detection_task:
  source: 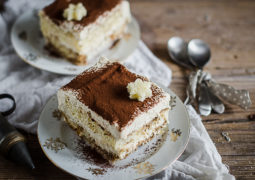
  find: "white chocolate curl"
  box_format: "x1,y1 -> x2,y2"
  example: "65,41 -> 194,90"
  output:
127,78 -> 152,102
63,3 -> 87,21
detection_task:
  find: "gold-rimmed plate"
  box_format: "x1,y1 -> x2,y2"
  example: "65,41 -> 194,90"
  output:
37,87 -> 190,179
11,8 -> 140,75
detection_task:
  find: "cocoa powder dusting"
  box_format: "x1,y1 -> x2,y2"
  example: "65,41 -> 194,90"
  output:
62,62 -> 164,129
43,0 -> 122,27
44,44 -> 62,58
76,139 -> 112,168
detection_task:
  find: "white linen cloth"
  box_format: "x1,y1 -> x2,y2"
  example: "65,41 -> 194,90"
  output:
0,1 -> 234,179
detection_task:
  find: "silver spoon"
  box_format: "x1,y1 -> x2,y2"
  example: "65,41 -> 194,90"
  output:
188,39 -> 211,68
167,37 -> 194,69
198,83 -> 212,116
167,37 -> 211,114
187,39 -> 212,115
167,37 -> 225,115
188,39 -> 224,115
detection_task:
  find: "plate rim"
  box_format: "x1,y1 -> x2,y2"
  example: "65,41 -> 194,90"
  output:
11,10 -> 141,75
37,89 -> 190,179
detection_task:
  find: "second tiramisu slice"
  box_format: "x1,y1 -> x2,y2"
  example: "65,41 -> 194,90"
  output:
39,0 -> 131,65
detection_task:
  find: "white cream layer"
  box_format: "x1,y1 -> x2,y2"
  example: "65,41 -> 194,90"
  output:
58,89 -> 170,139
58,91 -> 169,158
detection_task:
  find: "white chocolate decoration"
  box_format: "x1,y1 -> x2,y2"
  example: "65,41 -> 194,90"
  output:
127,78 -> 152,102
63,3 -> 87,21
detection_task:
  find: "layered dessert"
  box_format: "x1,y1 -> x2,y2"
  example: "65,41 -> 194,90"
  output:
57,57 -> 170,162
39,0 -> 131,65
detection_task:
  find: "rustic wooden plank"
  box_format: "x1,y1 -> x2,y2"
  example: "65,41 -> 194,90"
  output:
208,130 -> 255,143
205,121 -> 255,131
132,0 -> 255,179
132,0 -> 255,81
222,156 -> 255,179
215,142 -> 255,156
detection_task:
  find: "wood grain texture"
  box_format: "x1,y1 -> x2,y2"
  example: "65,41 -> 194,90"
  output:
131,0 -> 255,179
1,0 -> 254,179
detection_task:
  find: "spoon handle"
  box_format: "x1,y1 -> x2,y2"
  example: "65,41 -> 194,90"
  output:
206,85 -> 225,114
198,82 -> 212,116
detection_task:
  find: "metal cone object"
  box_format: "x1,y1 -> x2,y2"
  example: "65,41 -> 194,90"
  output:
0,94 -> 35,169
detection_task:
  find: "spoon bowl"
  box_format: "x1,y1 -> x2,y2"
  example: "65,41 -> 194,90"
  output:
167,37 -> 193,69
188,39 -> 211,69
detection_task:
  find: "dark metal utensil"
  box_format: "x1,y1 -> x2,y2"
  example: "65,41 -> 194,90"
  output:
167,36 -> 194,69
206,85 -> 225,114
198,83 -> 212,116
0,0 -> 7,13
0,94 -> 35,169
187,39 -> 211,69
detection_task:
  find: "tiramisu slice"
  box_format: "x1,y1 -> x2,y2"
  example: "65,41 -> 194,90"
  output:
57,57 -> 170,162
39,0 -> 131,65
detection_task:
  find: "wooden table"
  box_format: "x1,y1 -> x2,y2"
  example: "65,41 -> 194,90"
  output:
1,0 -> 254,179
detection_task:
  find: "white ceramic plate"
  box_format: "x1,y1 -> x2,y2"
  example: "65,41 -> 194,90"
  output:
37,87 -> 190,180
11,10 -> 140,75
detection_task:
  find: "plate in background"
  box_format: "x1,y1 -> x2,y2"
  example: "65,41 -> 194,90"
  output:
11,10 -> 140,75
